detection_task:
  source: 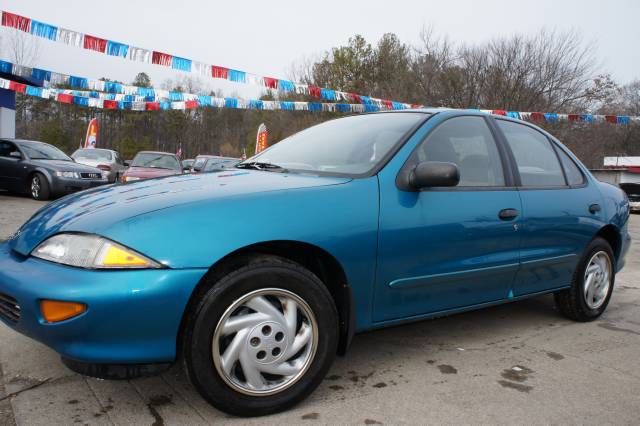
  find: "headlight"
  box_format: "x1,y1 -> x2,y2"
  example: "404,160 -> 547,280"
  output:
32,233 -> 162,269
125,176 -> 141,181
54,171 -> 80,178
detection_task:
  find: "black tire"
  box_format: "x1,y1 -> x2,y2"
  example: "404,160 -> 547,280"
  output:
29,172 -> 51,200
554,237 -> 615,322
182,254 -> 338,417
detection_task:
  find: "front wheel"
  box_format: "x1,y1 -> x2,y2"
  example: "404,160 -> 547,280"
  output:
183,255 -> 338,416
30,173 -> 50,200
554,237 -> 615,321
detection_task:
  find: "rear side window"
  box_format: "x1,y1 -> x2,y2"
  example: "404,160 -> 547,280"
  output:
554,146 -> 585,186
412,116 -> 505,187
497,120 -> 565,187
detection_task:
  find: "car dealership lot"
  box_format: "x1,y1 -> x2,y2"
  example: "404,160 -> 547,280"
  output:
0,190 -> 639,425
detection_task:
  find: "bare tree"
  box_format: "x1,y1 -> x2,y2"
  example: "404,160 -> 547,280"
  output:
3,28 -> 41,67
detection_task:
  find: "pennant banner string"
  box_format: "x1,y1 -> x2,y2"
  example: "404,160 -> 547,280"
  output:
0,10 -> 419,110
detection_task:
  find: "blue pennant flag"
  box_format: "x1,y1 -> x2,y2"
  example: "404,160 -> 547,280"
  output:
321,89 -> 336,101
250,100 -> 264,110
169,92 -> 184,102
581,114 -> 593,122
104,93 -> 116,101
280,101 -> 294,110
228,70 -> 246,83
136,87 -> 154,97
278,80 -> 295,92
360,96 -> 372,105
171,56 -> 192,72
106,41 -> 129,58
30,20 -> 57,40
118,101 -> 132,110
198,95 -> 212,106
123,95 -> 135,102
336,103 -> 351,113
617,116 -> 630,124
104,81 -> 123,93
308,102 -> 322,112
544,113 -> 559,123
391,102 -> 404,110
160,101 -> 171,110
225,98 -> 238,108
0,60 -> 13,74
144,95 -> 155,102
25,86 -> 43,97
69,76 -> 88,89
31,68 -> 51,82
89,91 -> 100,98
506,111 -> 520,119
365,104 -> 379,112
73,96 -> 89,107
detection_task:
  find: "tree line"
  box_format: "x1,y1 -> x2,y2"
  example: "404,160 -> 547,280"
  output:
11,28 -> 640,168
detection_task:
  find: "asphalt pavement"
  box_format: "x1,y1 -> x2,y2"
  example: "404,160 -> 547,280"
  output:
0,190 -> 639,425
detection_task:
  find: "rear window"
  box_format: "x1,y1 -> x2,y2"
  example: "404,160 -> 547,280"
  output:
72,149 -> 113,161
554,146 -> 585,186
497,120 -> 565,187
131,153 -> 180,170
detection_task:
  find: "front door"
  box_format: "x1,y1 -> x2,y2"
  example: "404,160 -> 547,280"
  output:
0,141 -> 27,191
374,115 -> 522,322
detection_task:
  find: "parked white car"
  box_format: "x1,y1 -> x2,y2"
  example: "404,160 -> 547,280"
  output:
71,148 -> 127,183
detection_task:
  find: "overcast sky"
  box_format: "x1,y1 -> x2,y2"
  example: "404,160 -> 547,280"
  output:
1,0 -> 638,99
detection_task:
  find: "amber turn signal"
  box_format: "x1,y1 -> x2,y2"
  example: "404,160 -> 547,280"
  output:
40,300 -> 87,323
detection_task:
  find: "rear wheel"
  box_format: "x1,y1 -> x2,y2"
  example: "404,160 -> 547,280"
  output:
30,173 -> 50,200
554,237 -> 615,321
183,255 -> 338,416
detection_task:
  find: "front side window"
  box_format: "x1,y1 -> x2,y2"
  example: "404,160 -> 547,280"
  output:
0,141 -> 20,158
246,113 -> 427,175
410,116 -> 505,187
131,153 -> 181,170
497,120 -> 565,187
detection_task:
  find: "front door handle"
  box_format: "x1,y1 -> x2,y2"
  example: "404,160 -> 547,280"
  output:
499,208 -> 519,221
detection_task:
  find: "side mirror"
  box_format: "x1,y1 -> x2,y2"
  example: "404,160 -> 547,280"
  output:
123,161 -> 130,167
9,151 -> 22,159
408,161 -> 460,189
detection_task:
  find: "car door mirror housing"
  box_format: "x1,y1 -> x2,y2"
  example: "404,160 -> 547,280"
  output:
408,161 -> 460,189
9,151 -> 22,159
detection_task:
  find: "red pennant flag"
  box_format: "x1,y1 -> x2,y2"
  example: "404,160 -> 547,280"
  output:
530,112 -> 544,121
145,102 -> 160,111
382,99 -> 393,108
263,77 -> 279,89
308,86 -> 321,98
152,51 -> 173,66
103,100 -> 118,109
348,93 -> 361,103
211,65 -> 229,79
8,81 -> 26,93
492,109 -> 507,116
605,115 -> 617,124
568,114 -> 580,121
83,34 -> 107,53
1,11 -> 31,31
57,93 -> 73,104
185,100 -> 198,109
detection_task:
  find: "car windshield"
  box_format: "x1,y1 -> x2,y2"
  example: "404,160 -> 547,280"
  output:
241,113 -> 427,175
204,159 -> 236,172
131,153 -> 180,170
72,149 -> 113,161
20,142 -> 71,161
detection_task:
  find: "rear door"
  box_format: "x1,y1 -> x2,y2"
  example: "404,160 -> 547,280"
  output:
374,114 -> 523,322
494,119 -> 604,295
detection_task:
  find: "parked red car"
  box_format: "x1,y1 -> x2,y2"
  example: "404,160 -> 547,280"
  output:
121,151 -> 183,182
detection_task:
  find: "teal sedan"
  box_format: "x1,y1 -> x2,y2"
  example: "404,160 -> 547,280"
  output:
0,110 -> 631,416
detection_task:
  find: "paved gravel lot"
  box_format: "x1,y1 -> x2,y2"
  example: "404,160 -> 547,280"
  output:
0,190 -> 639,425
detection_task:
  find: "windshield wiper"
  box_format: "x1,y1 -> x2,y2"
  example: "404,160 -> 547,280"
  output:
235,162 -> 288,172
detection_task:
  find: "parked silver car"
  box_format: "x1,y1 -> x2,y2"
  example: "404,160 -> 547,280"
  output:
71,148 -> 127,183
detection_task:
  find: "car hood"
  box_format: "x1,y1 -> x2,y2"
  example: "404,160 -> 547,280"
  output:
74,159 -> 111,168
124,166 -> 180,178
30,159 -> 102,172
9,170 -> 352,255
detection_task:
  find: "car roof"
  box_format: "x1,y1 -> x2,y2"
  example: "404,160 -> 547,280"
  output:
74,148 -> 115,152
2,139 -> 51,145
135,151 -> 177,156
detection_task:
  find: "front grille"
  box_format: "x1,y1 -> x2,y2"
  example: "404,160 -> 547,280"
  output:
80,172 -> 101,179
628,194 -> 640,202
0,292 -> 20,324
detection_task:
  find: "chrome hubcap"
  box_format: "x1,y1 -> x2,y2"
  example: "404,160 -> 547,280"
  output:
212,288 -> 318,396
31,176 -> 40,198
584,251 -> 612,310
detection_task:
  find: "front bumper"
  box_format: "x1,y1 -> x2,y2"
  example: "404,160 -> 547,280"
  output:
50,176 -> 109,196
0,242 -> 207,364
630,201 -> 640,212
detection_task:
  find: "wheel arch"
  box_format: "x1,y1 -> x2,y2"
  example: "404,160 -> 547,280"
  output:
177,240 -> 355,358
595,224 -> 622,261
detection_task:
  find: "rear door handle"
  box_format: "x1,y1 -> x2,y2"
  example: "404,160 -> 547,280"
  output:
499,208 -> 519,220
589,203 -> 601,214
